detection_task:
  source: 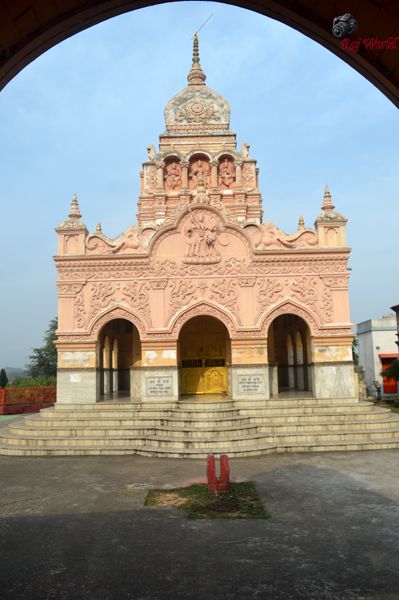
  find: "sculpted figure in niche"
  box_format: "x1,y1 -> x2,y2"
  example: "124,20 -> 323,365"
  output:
164,161 -> 182,191
184,211 -> 223,264
189,158 -> 211,189
218,157 -> 236,189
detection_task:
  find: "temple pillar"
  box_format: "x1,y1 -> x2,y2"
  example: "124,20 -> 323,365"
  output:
56,342 -> 99,403
230,339 -> 269,403
132,340 -> 179,402
311,337 -> 356,398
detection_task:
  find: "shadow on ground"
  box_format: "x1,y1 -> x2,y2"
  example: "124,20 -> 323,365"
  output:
1,453 -> 399,600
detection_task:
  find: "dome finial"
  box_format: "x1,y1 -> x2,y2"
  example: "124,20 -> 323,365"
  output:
69,193 -> 81,219
187,33 -> 206,86
322,185 -> 335,211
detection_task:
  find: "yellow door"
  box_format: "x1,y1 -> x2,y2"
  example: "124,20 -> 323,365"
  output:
180,317 -> 228,395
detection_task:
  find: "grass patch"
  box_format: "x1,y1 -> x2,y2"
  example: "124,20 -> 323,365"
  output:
145,482 -> 270,519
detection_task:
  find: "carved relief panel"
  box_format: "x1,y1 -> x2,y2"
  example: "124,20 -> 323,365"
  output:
189,156 -> 211,189
218,156 -> 236,189
163,159 -> 182,192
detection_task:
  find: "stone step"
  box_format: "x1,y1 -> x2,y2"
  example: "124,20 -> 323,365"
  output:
22,409 -> 390,430
7,423 -> 261,439
23,415 -> 252,428
239,404 -> 375,416
12,415 -> 399,439
0,430 -> 270,449
0,442 -> 278,458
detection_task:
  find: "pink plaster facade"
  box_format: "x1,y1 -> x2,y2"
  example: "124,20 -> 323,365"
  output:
55,36 -> 355,403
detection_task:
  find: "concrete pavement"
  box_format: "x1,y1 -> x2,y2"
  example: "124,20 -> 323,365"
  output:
1,450 -> 399,599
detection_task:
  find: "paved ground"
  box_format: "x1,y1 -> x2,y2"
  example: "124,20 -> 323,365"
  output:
1,450 -> 399,600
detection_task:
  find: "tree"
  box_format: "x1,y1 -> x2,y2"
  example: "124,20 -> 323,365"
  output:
0,368 -> 8,388
381,360 -> 399,382
352,336 -> 359,366
26,318 -> 58,378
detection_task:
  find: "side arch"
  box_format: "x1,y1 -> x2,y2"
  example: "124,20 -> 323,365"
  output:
88,306 -> 146,340
260,301 -> 320,337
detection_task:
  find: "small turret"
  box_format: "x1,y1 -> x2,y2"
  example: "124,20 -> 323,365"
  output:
56,193 -> 88,256
315,186 -> 348,247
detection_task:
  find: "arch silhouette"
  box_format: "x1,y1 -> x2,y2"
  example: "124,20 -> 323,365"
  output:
88,306 -> 146,340
1,2 -> 398,107
170,301 -> 237,338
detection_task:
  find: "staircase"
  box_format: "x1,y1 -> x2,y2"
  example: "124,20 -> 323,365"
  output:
1,397 -> 399,458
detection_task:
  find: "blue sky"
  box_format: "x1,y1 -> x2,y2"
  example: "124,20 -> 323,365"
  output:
0,1 -> 398,368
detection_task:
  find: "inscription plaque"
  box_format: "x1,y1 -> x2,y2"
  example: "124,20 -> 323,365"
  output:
323,366 -> 337,374
238,374 -> 264,394
146,376 -> 173,396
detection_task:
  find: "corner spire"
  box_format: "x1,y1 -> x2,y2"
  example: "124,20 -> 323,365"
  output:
69,193 -> 81,219
322,185 -> 335,211
187,33 -> 206,86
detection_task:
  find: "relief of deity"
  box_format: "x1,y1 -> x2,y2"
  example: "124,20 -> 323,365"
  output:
218,157 -> 236,189
164,161 -> 182,191
183,210 -> 228,264
189,158 -> 211,189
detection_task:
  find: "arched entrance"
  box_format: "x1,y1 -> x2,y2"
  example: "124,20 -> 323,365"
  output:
178,316 -> 231,395
268,314 -> 312,395
98,318 -> 141,398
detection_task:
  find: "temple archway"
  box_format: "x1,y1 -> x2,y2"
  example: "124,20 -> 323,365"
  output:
98,318 -> 141,398
178,316 -> 231,396
267,314 -> 311,396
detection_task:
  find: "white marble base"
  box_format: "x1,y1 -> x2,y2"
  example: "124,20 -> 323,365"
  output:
131,367 -> 179,402
312,363 -> 356,398
231,365 -> 270,400
56,369 -> 98,404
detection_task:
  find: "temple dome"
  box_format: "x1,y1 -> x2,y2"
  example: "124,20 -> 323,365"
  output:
164,34 -> 231,133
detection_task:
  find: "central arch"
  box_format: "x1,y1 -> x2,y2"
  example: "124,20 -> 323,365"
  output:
267,313 -> 312,396
178,315 -> 231,396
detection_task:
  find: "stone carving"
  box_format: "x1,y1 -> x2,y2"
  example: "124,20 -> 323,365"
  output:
261,302 -> 320,337
73,291 -> 86,329
241,163 -> 255,189
176,100 -> 219,124
87,281 -> 151,324
150,279 -> 168,290
183,210 -> 228,264
321,286 -> 334,323
145,165 -> 158,189
189,158 -> 211,189
291,277 -> 318,307
240,143 -> 250,158
168,280 -> 197,317
170,303 -> 237,338
111,228 -> 142,254
164,161 -> 182,191
250,222 -> 319,250
256,278 -> 285,310
121,282 -> 151,323
209,278 -> 239,311
89,307 -> 146,339
218,158 -> 236,188
147,145 -> 156,161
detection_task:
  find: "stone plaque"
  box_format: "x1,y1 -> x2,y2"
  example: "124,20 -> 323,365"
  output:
146,376 -> 173,396
323,366 -> 337,374
238,374 -> 264,394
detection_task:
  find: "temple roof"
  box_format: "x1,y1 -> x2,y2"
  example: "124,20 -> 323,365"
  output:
164,34 -> 231,134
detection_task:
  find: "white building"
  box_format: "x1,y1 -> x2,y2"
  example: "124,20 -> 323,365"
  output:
357,314 -> 399,395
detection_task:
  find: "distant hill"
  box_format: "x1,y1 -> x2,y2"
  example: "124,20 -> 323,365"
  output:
2,367 -> 26,381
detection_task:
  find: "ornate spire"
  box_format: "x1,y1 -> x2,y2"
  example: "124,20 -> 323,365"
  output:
322,185 -> 335,211
187,33 -> 206,86
298,216 -> 305,230
69,193 -> 81,219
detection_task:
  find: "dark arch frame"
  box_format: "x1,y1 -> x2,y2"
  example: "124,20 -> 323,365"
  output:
1,1 -> 398,107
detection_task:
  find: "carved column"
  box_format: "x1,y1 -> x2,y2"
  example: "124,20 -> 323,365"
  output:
235,162 -> 242,186
181,162 -> 189,188
238,277 -> 256,326
211,162 -> 218,187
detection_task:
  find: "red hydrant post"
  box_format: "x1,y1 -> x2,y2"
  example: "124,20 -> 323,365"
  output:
207,454 -> 230,493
